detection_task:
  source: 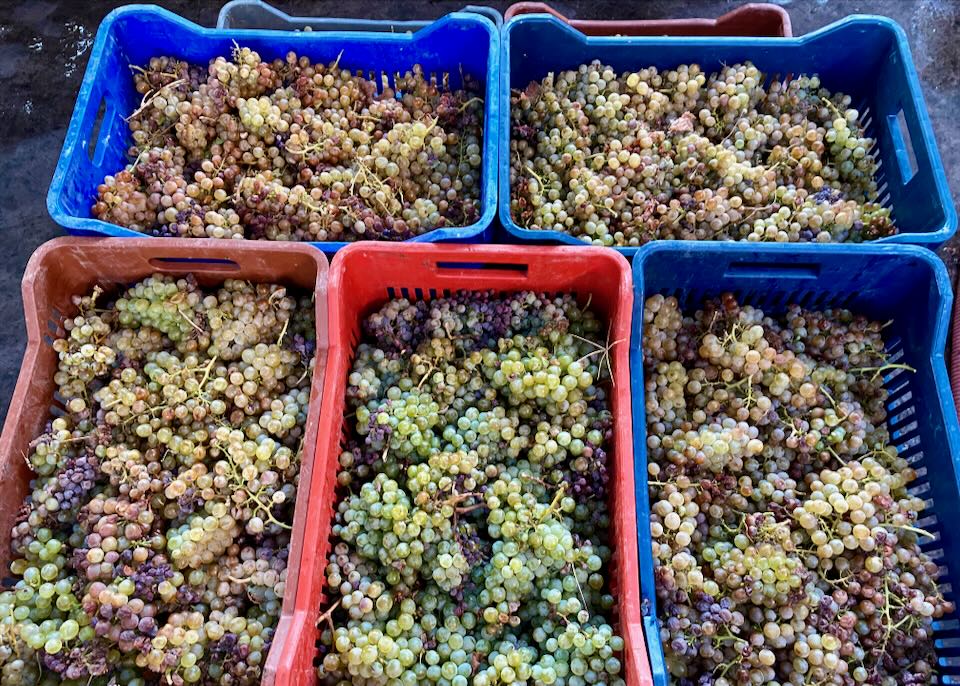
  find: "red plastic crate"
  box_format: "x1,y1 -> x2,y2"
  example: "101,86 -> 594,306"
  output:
272,243 -> 650,686
0,238 -> 329,686
504,2 -> 792,37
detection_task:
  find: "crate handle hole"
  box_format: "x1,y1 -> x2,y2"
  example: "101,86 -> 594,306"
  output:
88,98 -> 107,163
436,261 -> 529,275
725,262 -> 820,279
888,109 -> 919,184
148,257 -> 241,272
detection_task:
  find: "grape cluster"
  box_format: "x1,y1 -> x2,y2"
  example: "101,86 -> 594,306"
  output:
93,47 -> 484,242
642,293 -> 952,685
319,291 -> 626,685
0,275 -> 317,685
511,62 -> 895,245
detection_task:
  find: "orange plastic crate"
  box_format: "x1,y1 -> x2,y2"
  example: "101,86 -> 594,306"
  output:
272,243 -> 650,685
0,237 -> 329,686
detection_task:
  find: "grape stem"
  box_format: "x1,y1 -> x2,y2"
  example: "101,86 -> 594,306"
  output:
777,408 -> 805,442
571,331 -> 623,387
817,569 -> 853,589
712,631 -> 747,681
724,375 -> 757,409
218,441 -> 293,531
873,576 -> 905,668
824,445 -> 848,466
457,97 -> 483,114
196,354 -> 219,395
416,362 -> 437,390
129,64 -> 179,80
29,434 -> 88,448
0,624 -> 22,657
538,482 -> 568,523
443,492 -> 483,507
884,523 -> 936,540
820,95 -> 845,121
78,285 -> 104,316
249,487 -> 292,531
177,306 -> 205,335
296,363 -> 312,386
296,189 -> 325,215
571,563 -> 591,619
520,472 -> 555,489
124,78 -> 186,122
317,599 -> 342,633
446,490 -> 488,515
848,362 -> 915,383
713,629 -> 747,646
648,479 -> 704,491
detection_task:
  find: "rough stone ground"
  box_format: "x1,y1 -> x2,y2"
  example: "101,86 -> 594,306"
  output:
0,0 -> 957,422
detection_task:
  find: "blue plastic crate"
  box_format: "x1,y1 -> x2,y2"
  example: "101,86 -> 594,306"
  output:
499,15 -> 957,255
216,0 -> 502,31
629,242 -> 960,685
46,4 -> 499,256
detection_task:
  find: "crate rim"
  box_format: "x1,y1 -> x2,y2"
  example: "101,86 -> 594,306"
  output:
627,240 -> 960,685
497,13 -> 958,253
503,12 -> 902,44
216,0 -> 503,31
331,236 -> 634,265
502,1 -> 792,35
46,3 -> 500,255
632,239 -> 953,319
20,231 -> 326,275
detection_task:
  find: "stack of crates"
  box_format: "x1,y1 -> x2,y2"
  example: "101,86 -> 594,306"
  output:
0,2 -> 955,685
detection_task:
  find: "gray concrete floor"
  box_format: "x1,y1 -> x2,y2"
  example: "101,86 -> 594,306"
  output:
0,0 -> 957,423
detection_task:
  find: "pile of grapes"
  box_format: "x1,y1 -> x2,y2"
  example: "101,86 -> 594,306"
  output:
510,61 -> 895,246
641,293 -> 952,685
318,291 -> 626,685
94,47 -> 484,241
0,275 -> 317,685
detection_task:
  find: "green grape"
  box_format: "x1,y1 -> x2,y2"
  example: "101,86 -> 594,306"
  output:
511,62 -> 892,245
320,291 -> 625,685
95,53 -> 483,242
2,274 -> 316,685
644,292 -> 952,684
